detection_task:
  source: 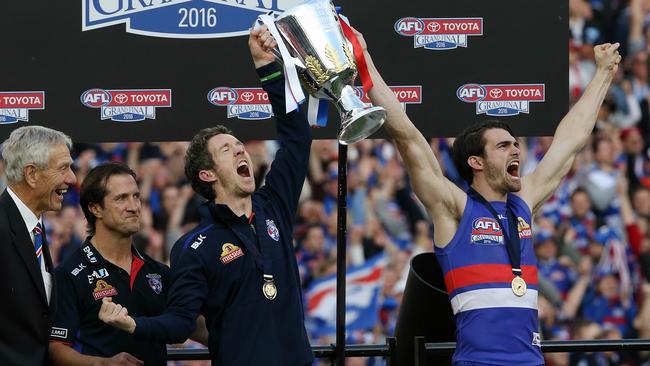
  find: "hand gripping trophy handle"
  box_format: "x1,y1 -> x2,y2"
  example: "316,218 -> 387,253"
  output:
256,0 -> 386,144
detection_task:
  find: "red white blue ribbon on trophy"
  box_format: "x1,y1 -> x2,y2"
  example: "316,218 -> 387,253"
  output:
338,13 -> 374,94
308,97 -> 329,128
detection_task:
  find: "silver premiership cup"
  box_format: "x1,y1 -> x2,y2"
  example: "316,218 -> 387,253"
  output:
273,0 -> 386,144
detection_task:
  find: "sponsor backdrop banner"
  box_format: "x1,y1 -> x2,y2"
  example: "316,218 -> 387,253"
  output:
0,0 -> 566,142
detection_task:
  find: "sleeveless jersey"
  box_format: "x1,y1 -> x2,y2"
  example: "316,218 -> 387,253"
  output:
435,194 -> 544,365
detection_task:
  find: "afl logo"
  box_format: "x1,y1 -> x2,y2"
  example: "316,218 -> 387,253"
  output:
472,217 -> 501,234
456,84 -> 486,102
81,89 -> 112,108
394,17 -> 424,36
208,87 -> 238,106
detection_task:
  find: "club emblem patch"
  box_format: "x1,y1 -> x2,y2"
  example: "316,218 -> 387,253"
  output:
266,219 -> 280,242
220,243 -> 244,264
146,273 -> 163,294
92,280 -> 118,300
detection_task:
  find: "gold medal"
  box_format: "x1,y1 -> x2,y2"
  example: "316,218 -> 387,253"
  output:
511,276 -> 527,297
263,280 -> 277,300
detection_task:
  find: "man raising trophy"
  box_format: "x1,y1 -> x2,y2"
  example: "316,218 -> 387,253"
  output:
99,1 -> 387,364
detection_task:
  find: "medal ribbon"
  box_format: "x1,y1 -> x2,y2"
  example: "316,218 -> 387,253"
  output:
246,212 -> 275,286
247,212 -> 276,299
468,188 -> 522,277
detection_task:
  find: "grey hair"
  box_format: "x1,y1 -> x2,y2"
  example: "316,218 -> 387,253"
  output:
2,126 -> 72,185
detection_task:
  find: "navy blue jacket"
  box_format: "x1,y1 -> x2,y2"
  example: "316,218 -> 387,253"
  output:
51,241 -> 169,365
133,63 -> 313,366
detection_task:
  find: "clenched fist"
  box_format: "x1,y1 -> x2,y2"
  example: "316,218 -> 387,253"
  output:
594,42 -> 622,74
249,24 -> 278,68
98,297 -> 136,334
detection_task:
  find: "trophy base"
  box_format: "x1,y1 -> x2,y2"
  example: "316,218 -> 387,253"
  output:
338,106 -> 386,145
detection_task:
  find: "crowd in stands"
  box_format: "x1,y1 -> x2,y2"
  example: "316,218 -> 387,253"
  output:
9,0 -> 650,364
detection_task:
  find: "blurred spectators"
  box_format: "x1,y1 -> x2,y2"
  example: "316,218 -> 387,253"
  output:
12,5 -> 650,364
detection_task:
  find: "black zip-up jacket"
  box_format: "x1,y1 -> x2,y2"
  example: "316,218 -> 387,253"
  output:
133,62 -> 313,366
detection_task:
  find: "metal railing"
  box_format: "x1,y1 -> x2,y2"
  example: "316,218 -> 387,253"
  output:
165,338 -> 396,361
166,338 -> 650,363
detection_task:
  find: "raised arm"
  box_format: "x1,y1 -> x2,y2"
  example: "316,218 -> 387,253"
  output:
251,26 -> 312,219
520,43 -> 621,211
356,29 -> 466,246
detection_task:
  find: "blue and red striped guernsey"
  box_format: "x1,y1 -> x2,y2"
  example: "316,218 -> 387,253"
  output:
435,193 -> 544,365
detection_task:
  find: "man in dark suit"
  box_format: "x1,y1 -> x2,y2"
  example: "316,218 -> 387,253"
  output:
0,125 -> 76,365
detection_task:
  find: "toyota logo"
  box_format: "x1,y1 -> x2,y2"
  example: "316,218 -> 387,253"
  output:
114,93 -> 128,104
241,92 -> 254,102
489,89 -> 503,99
428,22 -> 441,32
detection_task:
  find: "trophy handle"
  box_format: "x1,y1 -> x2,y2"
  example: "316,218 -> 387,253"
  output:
253,19 -> 305,70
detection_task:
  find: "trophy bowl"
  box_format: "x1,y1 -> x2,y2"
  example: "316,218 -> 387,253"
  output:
273,0 -> 386,144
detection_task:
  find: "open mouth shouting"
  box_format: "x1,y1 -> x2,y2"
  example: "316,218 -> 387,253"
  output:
507,160 -> 520,180
237,160 -> 252,179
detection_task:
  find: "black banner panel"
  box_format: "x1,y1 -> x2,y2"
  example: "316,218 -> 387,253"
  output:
0,0 -> 567,142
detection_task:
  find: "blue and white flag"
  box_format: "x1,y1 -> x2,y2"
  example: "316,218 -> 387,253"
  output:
305,253 -> 386,337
